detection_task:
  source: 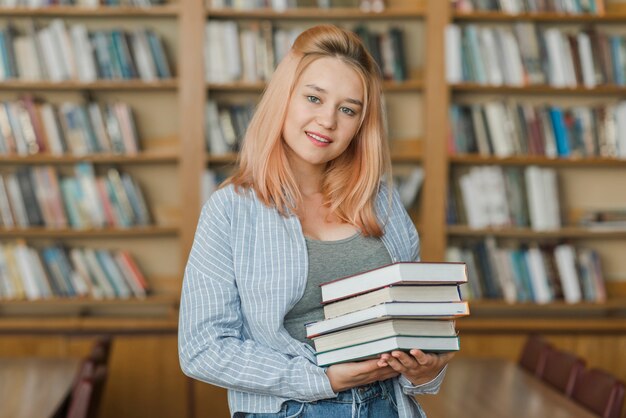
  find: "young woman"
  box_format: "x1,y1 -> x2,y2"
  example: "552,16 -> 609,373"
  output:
179,24 -> 453,418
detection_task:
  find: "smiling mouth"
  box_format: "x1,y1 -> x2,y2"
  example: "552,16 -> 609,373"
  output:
306,132 -> 332,144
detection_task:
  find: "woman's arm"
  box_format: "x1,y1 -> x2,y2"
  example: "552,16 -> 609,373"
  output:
178,190 -> 335,402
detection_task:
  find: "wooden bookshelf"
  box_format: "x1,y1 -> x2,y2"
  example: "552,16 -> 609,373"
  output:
0,226 -> 179,238
207,79 -> 423,92
451,83 -> 626,95
0,80 -> 179,91
0,152 -> 179,165
447,225 -> 626,239
449,155 -> 626,167
2,1 -> 626,417
207,7 -> 425,19
0,4 -> 180,17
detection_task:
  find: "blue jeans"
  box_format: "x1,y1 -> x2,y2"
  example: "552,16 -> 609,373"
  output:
245,379 -> 399,418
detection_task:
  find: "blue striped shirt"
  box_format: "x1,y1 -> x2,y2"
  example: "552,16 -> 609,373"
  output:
178,183 -> 445,417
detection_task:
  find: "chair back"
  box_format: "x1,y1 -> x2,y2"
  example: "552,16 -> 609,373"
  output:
541,348 -> 585,396
66,364 -> 108,418
518,334 -> 551,377
572,368 -> 626,418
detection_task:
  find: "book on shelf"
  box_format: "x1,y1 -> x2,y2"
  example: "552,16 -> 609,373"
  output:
315,335 -> 460,367
305,301 -> 469,338
453,0 -> 606,14
449,100 -> 626,159
447,240 -> 607,303
445,22 -> 625,88
0,240 -> 150,301
0,20 -> 172,82
323,284 -> 462,319
319,261 -> 468,304
311,318 -> 457,353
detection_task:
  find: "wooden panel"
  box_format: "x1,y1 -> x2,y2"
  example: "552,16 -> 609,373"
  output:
194,382 -> 230,418
0,334 -> 189,418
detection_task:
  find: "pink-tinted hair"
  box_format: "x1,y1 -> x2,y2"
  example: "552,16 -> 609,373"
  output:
226,24 -> 391,236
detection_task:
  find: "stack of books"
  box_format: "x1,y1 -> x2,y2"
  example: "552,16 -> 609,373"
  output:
305,262 -> 470,367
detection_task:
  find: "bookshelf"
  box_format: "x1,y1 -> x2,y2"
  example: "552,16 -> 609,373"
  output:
1,1 -> 626,417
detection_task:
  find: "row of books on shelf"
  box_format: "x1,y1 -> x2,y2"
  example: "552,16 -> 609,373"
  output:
447,238 -> 606,304
205,21 -> 407,83
0,0 -> 164,6
0,20 -> 172,82
205,99 -> 252,155
453,0 -> 607,14
0,240 -> 149,301
0,163 -> 151,229
209,0 -> 384,12
449,100 -> 626,159
448,165 -> 561,230
446,23 -> 626,88
304,261 -> 469,366
0,97 -> 141,156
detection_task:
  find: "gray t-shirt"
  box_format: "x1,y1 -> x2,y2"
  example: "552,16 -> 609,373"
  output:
283,232 -> 392,346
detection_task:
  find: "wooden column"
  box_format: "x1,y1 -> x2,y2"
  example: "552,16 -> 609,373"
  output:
179,0 -> 207,270
421,0 -> 450,261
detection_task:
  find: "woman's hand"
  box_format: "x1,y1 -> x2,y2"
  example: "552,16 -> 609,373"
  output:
377,350 -> 454,386
325,359 -> 399,392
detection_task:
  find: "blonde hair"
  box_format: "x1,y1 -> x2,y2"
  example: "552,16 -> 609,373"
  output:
226,24 -> 391,236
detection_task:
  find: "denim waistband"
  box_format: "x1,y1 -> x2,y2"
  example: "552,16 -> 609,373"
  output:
331,379 -> 395,404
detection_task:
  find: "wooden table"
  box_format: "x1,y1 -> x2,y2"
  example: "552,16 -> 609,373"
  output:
417,358 -> 596,418
0,357 -> 81,418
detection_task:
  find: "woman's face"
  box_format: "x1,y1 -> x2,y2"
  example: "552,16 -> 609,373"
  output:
282,57 -> 364,174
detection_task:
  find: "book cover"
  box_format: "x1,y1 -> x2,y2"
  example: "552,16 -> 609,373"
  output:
306,301 -> 469,338
315,335 -> 460,367
320,261 -> 467,304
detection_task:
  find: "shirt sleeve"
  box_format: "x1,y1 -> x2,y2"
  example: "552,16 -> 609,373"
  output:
399,365 -> 448,395
178,190 -> 336,402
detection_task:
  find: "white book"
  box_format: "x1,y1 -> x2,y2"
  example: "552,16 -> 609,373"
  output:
315,335 -> 460,367
320,261 -> 468,303
71,24 -> 97,82
445,24 -> 462,83
222,21 -> 242,82
615,101 -> 626,158
69,248 -> 103,299
0,176 -> 15,228
502,28 -> 525,86
239,29 -> 258,83
484,102 -> 514,157
132,30 -> 158,82
544,29 -> 568,88
554,244 -> 582,304
459,170 -> 489,229
323,284 -> 461,319
525,166 -> 553,231
48,20 -> 75,80
479,27 -> 503,86
312,319 -> 457,353
14,35 -> 41,81
40,103 -> 65,155
83,248 -> 116,299
306,301 -> 469,338
577,32 -> 596,88
5,174 -> 29,228
525,246 -> 552,304
481,166 -> 511,227
541,168 -> 561,229
14,242 -> 41,300
205,100 -> 228,155
37,27 -> 65,82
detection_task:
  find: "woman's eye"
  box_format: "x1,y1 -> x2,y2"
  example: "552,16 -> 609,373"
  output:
307,96 -> 321,104
340,107 -> 356,116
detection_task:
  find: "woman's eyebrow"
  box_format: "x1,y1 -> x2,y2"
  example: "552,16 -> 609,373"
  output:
304,84 -> 363,107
